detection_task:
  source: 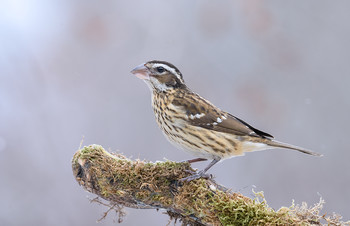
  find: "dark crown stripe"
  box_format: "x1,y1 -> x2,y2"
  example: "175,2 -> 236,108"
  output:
149,60 -> 183,79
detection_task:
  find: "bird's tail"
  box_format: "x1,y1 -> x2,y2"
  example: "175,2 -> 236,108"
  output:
265,139 -> 323,157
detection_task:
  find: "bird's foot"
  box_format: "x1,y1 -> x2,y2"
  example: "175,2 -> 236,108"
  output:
183,169 -> 196,174
180,170 -> 211,182
179,158 -> 207,164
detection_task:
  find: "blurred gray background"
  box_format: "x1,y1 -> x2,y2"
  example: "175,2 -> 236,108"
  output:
1,0 -> 349,225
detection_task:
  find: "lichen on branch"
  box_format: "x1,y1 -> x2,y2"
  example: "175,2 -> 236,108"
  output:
72,144 -> 346,225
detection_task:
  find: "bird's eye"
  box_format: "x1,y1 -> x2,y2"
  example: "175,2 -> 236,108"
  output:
156,66 -> 165,73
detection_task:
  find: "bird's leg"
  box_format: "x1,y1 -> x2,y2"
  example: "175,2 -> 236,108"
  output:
180,158 -> 207,164
181,158 -> 207,174
180,159 -> 220,182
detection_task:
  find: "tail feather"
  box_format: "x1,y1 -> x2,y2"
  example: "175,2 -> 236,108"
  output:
265,140 -> 323,157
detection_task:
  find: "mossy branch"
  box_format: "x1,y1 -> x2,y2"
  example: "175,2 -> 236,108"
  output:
72,145 -> 346,225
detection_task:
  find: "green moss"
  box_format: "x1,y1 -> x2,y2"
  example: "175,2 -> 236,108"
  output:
173,179 -> 300,225
135,191 -> 151,200
73,145 -> 332,225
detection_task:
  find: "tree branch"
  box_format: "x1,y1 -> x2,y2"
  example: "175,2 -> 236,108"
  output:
72,144 -> 346,225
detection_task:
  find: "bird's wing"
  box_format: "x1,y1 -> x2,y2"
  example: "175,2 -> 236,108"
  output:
171,92 -> 273,139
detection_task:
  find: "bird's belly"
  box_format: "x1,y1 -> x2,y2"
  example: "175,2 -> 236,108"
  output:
156,116 -> 243,159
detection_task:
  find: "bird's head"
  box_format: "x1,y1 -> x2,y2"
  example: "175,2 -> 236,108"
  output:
131,60 -> 186,92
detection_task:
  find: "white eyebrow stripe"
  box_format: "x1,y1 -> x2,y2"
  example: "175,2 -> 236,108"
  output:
152,63 -> 182,81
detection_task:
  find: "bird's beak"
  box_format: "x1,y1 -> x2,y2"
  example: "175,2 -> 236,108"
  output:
131,63 -> 150,80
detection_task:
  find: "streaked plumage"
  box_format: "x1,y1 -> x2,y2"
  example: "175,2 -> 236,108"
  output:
131,60 -> 321,181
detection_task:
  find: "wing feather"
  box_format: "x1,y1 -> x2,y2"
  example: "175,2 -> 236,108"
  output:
171,92 -> 273,139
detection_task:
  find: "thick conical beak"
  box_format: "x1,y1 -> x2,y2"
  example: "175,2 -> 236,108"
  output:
131,63 -> 150,80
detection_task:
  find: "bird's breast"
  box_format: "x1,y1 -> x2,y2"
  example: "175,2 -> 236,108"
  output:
150,92 -> 268,160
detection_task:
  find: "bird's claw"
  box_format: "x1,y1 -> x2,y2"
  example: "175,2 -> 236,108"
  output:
184,169 -> 196,174
179,170 -> 212,182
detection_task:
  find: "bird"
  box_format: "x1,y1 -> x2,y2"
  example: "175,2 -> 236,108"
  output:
131,60 -> 322,181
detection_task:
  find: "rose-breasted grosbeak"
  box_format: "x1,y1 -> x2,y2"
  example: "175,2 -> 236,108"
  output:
131,60 -> 321,181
